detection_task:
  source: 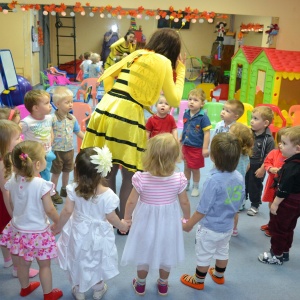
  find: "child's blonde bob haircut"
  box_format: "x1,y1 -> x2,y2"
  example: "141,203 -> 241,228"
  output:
52,86 -> 73,106
142,133 -> 180,176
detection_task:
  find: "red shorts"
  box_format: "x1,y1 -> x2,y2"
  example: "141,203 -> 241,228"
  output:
182,145 -> 205,169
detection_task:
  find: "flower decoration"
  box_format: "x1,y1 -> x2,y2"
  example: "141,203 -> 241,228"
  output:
90,146 -> 113,178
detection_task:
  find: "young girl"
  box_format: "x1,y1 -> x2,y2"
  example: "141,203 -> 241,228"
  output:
51,147 -> 129,300
121,133 -> 191,296
0,107 -> 21,125
260,127 -> 287,237
0,140 -> 62,300
229,123 -> 254,236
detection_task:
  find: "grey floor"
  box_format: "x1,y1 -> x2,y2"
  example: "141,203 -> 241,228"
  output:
1,95 -> 300,299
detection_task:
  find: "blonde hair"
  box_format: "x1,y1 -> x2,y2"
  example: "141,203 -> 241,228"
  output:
52,86 -> 73,105
0,107 -> 20,122
276,127 -> 289,144
188,88 -> 206,102
4,140 -> 45,181
155,95 -> 169,106
90,53 -> 100,64
142,133 -> 180,176
281,126 -> 300,146
226,99 -> 245,118
210,133 -> 241,172
0,120 -> 21,159
24,90 -> 50,113
230,123 -> 254,156
252,106 -> 274,125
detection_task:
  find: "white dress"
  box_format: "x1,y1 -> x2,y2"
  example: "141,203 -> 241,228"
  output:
121,172 -> 187,270
57,183 -> 119,293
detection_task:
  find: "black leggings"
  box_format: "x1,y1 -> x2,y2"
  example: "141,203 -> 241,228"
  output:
106,164 -> 134,219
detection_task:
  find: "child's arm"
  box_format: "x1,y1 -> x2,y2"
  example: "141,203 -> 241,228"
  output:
264,151 -> 280,174
0,163 -> 13,217
183,211 -> 205,232
178,190 -> 190,220
51,128 -> 54,144
202,129 -> 210,158
42,191 -> 60,224
146,131 -> 151,139
255,163 -> 266,178
51,196 -> 75,234
172,128 -> 178,140
124,187 -> 139,223
106,211 -> 129,233
270,196 -> 284,215
75,131 -> 85,139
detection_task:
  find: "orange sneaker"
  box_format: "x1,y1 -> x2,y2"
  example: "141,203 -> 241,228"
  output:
180,274 -> 204,290
264,230 -> 271,237
208,268 -> 225,284
260,224 -> 269,231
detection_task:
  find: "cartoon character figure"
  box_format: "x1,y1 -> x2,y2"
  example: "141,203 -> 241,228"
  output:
265,24 -> 280,45
215,22 -> 227,42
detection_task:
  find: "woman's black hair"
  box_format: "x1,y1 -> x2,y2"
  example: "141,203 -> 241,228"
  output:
145,28 -> 181,69
124,30 -> 135,41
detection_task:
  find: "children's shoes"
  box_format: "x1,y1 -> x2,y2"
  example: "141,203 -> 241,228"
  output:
44,288 -> 63,300
132,278 -> 146,296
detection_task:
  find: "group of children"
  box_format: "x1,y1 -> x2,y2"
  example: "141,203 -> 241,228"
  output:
77,51 -> 104,81
0,85 -> 300,299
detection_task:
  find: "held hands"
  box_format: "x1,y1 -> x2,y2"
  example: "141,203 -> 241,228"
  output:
255,167 -> 265,178
50,223 -> 61,236
118,219 -> 131,234
269,167 -> 280,174
182,218 -> 193,232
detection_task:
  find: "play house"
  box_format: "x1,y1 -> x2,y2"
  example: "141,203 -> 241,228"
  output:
229,46 -> 300,111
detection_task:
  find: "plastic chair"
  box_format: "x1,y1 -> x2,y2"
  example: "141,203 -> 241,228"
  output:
256,104 -> 286,138
40,72 -> 50,90
72,102 -> 92,152
15,104 -> 30,120
210,84 -> 229,102
203,102 -> 224,129
196,83 -> 215,101
182,82 -> 196,100
237,103 -> 253,127
76,78 -> 99,107
289,105 -> 300,126
170,100 -> 189,129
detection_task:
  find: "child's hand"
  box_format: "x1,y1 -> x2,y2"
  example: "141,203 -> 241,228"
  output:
182,222 -> 192,232
255,167 -> 265,178
50,224 -> 60,235
269,167 -> 280,174
119,219 -> 130,234
270,202 -> 279,215
202,148 -> 209,158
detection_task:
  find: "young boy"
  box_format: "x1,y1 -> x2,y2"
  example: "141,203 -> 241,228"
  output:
51,87 -> 84,204
80,51 -> 92,79
180,133 -> 244,290
246,106 -> 275,216
214,99 -> 245,135
145,95 -> 177,140
88,53 -> 103,78
258,126 -> 300,265
21,90 -> 55,181
180,89 -> 211,197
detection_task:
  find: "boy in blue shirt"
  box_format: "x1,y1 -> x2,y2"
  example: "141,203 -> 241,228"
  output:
180,89 -> 211,197
180,133 -> 244,290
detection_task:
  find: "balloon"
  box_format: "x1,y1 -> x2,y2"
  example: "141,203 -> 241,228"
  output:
0,75 -> 32,107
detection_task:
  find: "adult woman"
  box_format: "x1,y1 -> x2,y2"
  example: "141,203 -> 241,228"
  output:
81,28 -> 185,222
104,30 -> 136,69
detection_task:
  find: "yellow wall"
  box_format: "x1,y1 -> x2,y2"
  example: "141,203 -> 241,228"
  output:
0,0 -> 299,86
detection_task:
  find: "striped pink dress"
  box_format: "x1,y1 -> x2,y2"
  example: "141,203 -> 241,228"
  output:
121,171 -> 187,270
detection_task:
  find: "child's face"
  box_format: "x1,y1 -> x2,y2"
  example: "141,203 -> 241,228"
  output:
156,97 -> 170,117
56,97 -> 73,114
34,96 -> 52,117
279,135 -> 300,158
250,111 -> 269,134
35,150 -> 47,173
9,131 -> 22,152
220,104 -> 238,125
188,94 -> 204,114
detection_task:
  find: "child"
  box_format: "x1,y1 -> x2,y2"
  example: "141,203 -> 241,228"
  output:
88,53 -> 103,78
246,106 -> 275,216
20,90 -> 56,181
50,87 -> 84,205
0,107 -> 21,125
121,133 -> 190,296
80,51 -> 92,80
181,88 -> 211,197
145,95 -> 177,139
51,147 -> 129,300
0,140 -> 62,299
229,123 -> 254,236
180,133 -> 244,290
214,99 -> 244,135
0,120 -> 39,277
258,126 -> 300,265
260,127 -> 287,237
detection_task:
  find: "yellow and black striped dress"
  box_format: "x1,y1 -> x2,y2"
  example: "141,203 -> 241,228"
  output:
81,50 -> 185,172
104,37 -> 136,70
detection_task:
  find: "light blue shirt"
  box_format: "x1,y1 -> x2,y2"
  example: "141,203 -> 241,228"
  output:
197,168 -> 244,233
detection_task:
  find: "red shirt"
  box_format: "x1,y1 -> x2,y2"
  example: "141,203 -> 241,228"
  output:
145,114 -> 177,138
